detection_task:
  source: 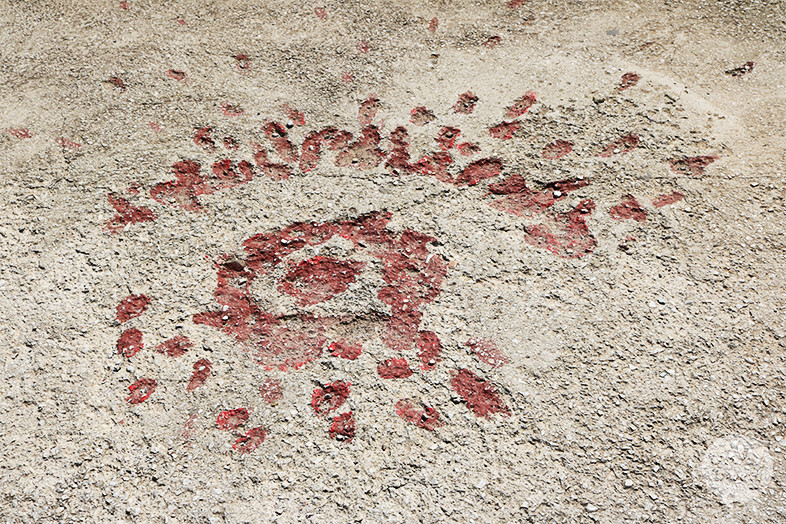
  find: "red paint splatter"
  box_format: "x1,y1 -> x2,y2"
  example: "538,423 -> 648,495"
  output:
154,336 -> 193,357
278,256 -> 366,306
358,96 -> 381,125
598,133 -> 639,157
233,427 -> 267,453
176,18 -> 186,25
127,181 -> 140,194
428,17 -> 438,32
454,92 -> 479,114
223,136 -> 238,150
378,358 -> 413,379
148,122 -> 161,132
410,106 -> 435,126
618,72 -> 640,91
489,121 -> 521,140
119,1 -> 128,10
670,155 -> 717,177
542,140 -> 573,160
187,358 -> 212,392
55,137 -> 81,149
342,71 -> 354,83
436,126 -> 460,150
221,104 -> 244,117
259,377 -> 283,404
315,7 -> 327,20
466,338 -> 508,367
416,331 -> 442,370
193,127 -> 215,151
329,412 -> 356,443
105,193 -> 156,233
395,399 -> 444,430
7,128 -> 32,139
234,54 -> 251,71
150,158 -> 254,212
653,191 -> 684,208
457,142 -> 480,156
117,328 -> 144,358
329,339 -> 363,360
216,408 -> 249,430
725,61 -> 754,76
116,294 -> 151,323
610,195 -> 647,222
166,69 -> 187,82
263,120 -> 299,163
506,92 -> 536,118
483,36 -> 501,48
127,378 -> 157,404
312,381 -> 351,415
450,369 -> 510,417
357,41 -> 370,53
283,104 -> 305,126
454,158 -> 503,186
524,199 -> 597,258
108,76 -> 126,92
487,174 -> 589,216
506,0 -> 527,7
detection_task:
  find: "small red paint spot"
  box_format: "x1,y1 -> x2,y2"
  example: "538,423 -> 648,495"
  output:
148,122 -> 161,132
176,18 -> 186,25
524,199 -> 597,258
278,256 -> 366,306
598,133 -> 639,157
342,71 -> 354,83
357,41 -> 370,53
216,408 -> 249,430
108,76 -> 126,92
618,72 -> 640,91
506,0 -> 527,7
223,136 -> 238,150
670,155 -> 717,177
506,92 -> 536,118
416,331 -> 442,370
378,357 -> 413,379
105,193 -> 156,233
457,142 -> 480,156
428,17 -> 438,32
187,358 -> 212,392
454,92 -> 479,114
466,338 -> 508,367
489,121 -> 521,140
116,294 -> 151,323
282,104 -> 305,126
436,126 -> 460,150
154,336 -> 193,357
653,191 -> 684,208
166,69 -> 187,82
410,106 -> 435,126
329,412 -> 356,443
7,128 -> 32,139
329,339 -> 363,360
358,96 -> 381,125
117,328 -> 144,358
234,54 -> 251,71
221,104 -> 244,117
259,377 -> 283,404
610,195 -> 647,222
542,140 -> 573,160
127,378 -> 156,404
395,399 -> 444,430
483,36 -> 502,48
233,427 -> 267,453
455,158 -> 503,186
312,381 -> 351,415
451,369 -> 510,417
119,1 -> 129,10
55,137 -> 81,149
315,7 -> 327,20
725,61 -> 754,76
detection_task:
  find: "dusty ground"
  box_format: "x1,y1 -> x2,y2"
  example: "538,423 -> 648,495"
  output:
1,0 -> 786,522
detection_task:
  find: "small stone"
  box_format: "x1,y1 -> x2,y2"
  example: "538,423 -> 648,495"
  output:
586,504 -> 599,512
624,479 -> 633,488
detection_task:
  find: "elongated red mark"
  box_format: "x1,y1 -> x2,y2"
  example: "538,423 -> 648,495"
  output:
488,174 -> 589,216
221,104 -> 244,117
187,358 -> 212,392
653,191 -> 684,208
55,137 -> 81,149
315,7 -> 327,20
127,378 -> 156,404
378,358 -> 413,378
410,106 -> 435,126
489,121 -> 521,140
105,194 -> 156,233
150,159 -> 254,212
7,128 -> 32,139
428,17 -> 438,32
395,399 -> 444,430
725,61 -> 754,76
618,72 -> 640,91
466,338 -> 508,367
542,140 -> 573,159
483,36 -> 501,48
598,133 -> 639,157
451,369 -> 510,417
116,294 -> 151,323
117,328 -> 143,358
416,331 -> 442,370
457,142 -> 480,156
154,336 -> 192,357
506,92 -> 536,118
216,408 -> 249,430
329,412 -> 356,443
108,76 -> 126,92
670,155 -> 717,177
166,69 -> 187,82
329,339 -> 363,360
609,195 -> 647,222
233,427 -> 266,453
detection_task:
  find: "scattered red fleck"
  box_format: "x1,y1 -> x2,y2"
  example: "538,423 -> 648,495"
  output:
259,377 -> 283,404
488,174 -> 589,216
223,136 -> 238,150
610,195 -> 647,222
127,378 -> 157,404
312,381 -> 351,415
454,92 -> 479,114
108,76 -> 126,92
416,331 -> 442,370
216,408 -> 249,430
7,128 -> 32,139
342,71 -> 354,83
127,181 -> 140,194
466,338 -> 508,367
233,427 -> 267,453
357,41 -> 370,53
116,294 -> 151,323
378,357 -> 414,379
193,127 -> 215,151
653,191 -> 685,208
283,104 -> 305,126
435,126 -> 461,150
329,339 -> 363,360
55,137 -> 81,149
221,104 -> 244,117
150,158 -> 254,212
618,72 -> 640,91
180,413 -> 198,441
117,328 -> 144,358
428,17 -> 438,32
105,193 -> 156,233
506,0 -> 527,7
450,369 -> 510,417
725,61 -> 754,76
166,69 -> 187,82
489,121 -> 521,140
483,36 -> 502,48
119,1 -> 129,10
187,358 -> 212,392
542,140 -> 573,160
457,142 -> 480,156
358,96 -> 381,125
395,399 -> 444,430
148,122 -> 161,132
506,92 -> 537,118
234,54 -> 251,71
278,256 -> 366,306
410,106 -> 435,126
598,133 -> 639,157
454,158 -> 503,186
669,155 -> 717,177
154,336 -> 193,357
315,7 -> 327,20
524,199 -> 597,258
329,412 -> 356,443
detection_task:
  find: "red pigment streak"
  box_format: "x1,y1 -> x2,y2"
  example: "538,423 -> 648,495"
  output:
453,158 -> 502,186
119,1 -> 128,10
357,41 -> 370,53
506,92 -> 537,118
542,140 -> 573,159
117,328 -> 143,358
223,136 -> 238,150
116,293 -> 150,323
428,17 -> 438,32
454,92 -> 479,114
283,104 -> 305,126
176,18 -> 186,25
488,174 -> 589,216
329,412 -> 356,443
725,61 -> 754,76
435,126 -> 461,150
466,338 -> 508,367
670,155 -> 717,177
618,72 -> 640,91
598,133 -> 639,157
234,54 -> 251,71
457,142 -> 480,156
148,122 -> 161,132
378,358 -> 413,379
610,195 -> 647,222
193,127 -> 215,151
221,104 -> 244,117
233,427 -> 266,453
395,399 -> 444,431
127,378 -> 156,404
278,256 -> 366,306
525,199 -> 597,258
315,7 -> 327,20
166,69 -> 187,82
450,369 -> 510,417
358,96 -> 381,125
342,71 -> 354,83
506,0 -> 527,7
108,76 -> 126,92
150,158 -> 254,212
417,331 -> 442,370
7,128 -> 32,139
259,377 -> 283,404
483,36 -> 501,48
329,339 -> 363,360
216,408 -> 249,430
154,336 -> 193,357
55,137 -> 81,149
410,106 -> 435,126
312,381 -> 351,415
187,358 -> 212,392
653,191 -> 685,208
489,121 -> 521,140
105,193 -> 156,233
